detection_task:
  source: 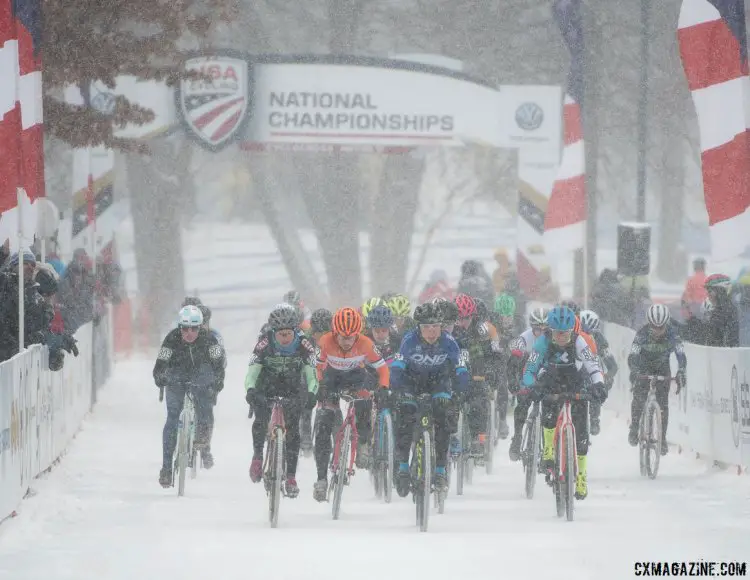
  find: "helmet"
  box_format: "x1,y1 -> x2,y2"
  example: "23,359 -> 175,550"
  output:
454,293 -> 476,318
413,302 -> 443,325
361,297 -> 384,318
178,305 -> 203,328
579,310 -> 600,333
283,290 -> 303,308
705,274 -> 732,292
474,297 -> 490,321
441,301 -> 459,324
528,307 -> 549,327
198,304 -> 212,325
332,307 -> 363,337
701,298 -> 714,317
494,293 -> 516,317
560,300 -> 580,316
430,296 -> 448,307
548,305 -> 576,331
387,294 -> 411,317
366,305 -> 394,329
646,303 -> 670,327
310,308 -> 333,334
181,296 -> 202,307
268,303 -> 299,330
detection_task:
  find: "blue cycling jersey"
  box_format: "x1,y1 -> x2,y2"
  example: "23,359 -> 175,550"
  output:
390,329 -> 469,391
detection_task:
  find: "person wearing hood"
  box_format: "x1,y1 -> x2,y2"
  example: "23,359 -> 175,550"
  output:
457,259 -> 494,307
591,269 -> 630,326
418,269 -> 455,304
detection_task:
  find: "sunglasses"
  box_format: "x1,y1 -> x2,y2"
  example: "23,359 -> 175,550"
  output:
180,326 -> 200,333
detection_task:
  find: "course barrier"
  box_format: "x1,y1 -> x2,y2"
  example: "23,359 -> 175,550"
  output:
602,322 -> 750,472
0,310 -> 114,522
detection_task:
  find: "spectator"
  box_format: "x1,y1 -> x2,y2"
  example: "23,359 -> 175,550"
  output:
591,269 -> 630,326
704,273 -> 739,347
57,249 -> 96,334
734,270 -> 750,346
457,259 -> 495,307
491,248 -> 512,294
418,269 -> 454,304
681,257 -> 708,320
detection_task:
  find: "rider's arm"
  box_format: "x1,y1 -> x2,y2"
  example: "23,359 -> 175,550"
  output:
389,333 -> 413,391
206,334 -> 227,390
670,331 -> 687,373
597,334 -> 619,378
299,336 -> 319,395
314,333 -> 332,381
575,335 -> 604,384
446,335 -> 469,392
362,336 -> 390,387
244,339 -> 268,392
522,335 -> 548,387
153,329 -> 178,386
627,330 -> 647,375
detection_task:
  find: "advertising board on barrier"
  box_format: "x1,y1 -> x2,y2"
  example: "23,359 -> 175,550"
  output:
602,322 -> 750,471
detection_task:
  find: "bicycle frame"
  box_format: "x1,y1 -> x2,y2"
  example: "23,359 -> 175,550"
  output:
545,393 -> 590,481
331,393 -> 369,477
263,397 -> 287,472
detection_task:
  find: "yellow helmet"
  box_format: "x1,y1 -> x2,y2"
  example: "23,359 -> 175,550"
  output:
361,296 -> 384,318
387,294 -> 411,317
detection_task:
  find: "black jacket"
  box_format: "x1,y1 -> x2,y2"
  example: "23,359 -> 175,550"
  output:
0,272 -> 54,362
705,294 -> 739,347
153,328 -> 226,391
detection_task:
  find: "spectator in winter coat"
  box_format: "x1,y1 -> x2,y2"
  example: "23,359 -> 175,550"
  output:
57,249 -> 96,334
418,269 -> 455,304
681,258 -> 708,320
704,274 -> 740,347
591,269 -> 630,326
458,259 -> 495,307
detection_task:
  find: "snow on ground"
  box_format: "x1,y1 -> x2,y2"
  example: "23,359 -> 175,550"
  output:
1,347 -> 748,580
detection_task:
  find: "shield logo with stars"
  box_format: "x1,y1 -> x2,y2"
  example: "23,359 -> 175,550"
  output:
177,54 -> 251,152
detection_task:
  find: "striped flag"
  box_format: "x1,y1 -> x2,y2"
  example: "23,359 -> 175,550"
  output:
678,0 -> 750,260
545,0 -> 587,254
0,0 -> 44,243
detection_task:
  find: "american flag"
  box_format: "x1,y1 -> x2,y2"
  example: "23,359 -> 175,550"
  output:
0,0 -> 45,243
545,0 -> 587,255
678,0 -> 750,260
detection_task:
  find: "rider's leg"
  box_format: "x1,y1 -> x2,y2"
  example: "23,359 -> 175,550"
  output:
431,388 -> 455,469
251,396 -> 271,459
629,378 -> 649,442
571,400 -> 590,498
162,384 -> 186,470
194,389 -> 214,449
655,379 -> 670,442
509,393 -> 531,459
540,400 -> 561,467
467,381 -> 489,451
284,399 -> 302,477
313,401 -> 338,481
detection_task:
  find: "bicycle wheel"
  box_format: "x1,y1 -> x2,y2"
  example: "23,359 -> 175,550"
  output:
638,408 -> 649,477
463,413 -> 474,485
564,425 -> 576,522
176,409 -> 189,497
454,413 -> 465,496
381,412 -> 394,504
189,413 -> 198,480
524,409 -> 541,500
646,400 -> 662,480
495,392 -> 504,448
554,431 -> 565,518
486,397 -> 496,475
419,430 -> 432,532
269,427 -> 284,528
332,424 -> 351,520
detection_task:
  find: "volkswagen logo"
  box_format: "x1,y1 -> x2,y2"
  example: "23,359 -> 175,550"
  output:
515,102 -> 544,131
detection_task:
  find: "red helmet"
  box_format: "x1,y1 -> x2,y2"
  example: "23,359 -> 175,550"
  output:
454,293 -> 477,318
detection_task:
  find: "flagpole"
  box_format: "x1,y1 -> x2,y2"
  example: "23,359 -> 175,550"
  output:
636,0 -> 650,221
17,188 -> 25,356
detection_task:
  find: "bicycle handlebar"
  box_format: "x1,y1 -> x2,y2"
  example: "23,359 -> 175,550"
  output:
636,374 -> 676,382
543,392 -> 592,402
339,392 -> 372,403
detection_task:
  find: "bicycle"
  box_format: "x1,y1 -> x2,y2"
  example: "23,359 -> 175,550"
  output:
474,375 -> 497,475
172,387 -> 197,497
542,392 -> 591,522
409,393 -> 438,532
328,392 -> 369,520
451,399 -> 474,496
370,398 -> 395,504
635,374 -> 675,480
262,396 -> 291,528
517,391 -> 542,500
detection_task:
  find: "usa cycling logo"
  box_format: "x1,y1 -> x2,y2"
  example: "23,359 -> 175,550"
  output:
411,353 -> 448,366
515,102 -> 544,131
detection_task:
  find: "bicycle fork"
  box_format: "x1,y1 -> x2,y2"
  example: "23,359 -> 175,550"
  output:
332,422 -> 359,478
553,403 -> 579,485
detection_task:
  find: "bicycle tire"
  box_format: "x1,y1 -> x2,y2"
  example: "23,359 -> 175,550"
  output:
189,414 -> 198,480
647,400 -> 662,480
382,412 -> 394,504
524,409 -> 540,500
419,430 -> 432,532
564,424 -> 576,522
463,413 -> 474,485
554,429 -> 565,518
332,424 -> 351,521
486,397 -> 495,475
269,426 -> 284,528
176,408 -> 190,497
638,408 -> 648,477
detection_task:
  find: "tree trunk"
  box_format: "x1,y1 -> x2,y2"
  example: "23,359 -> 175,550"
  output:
126,137 -> 186,344
370,152 -> 423,297
656,124 -> 686,282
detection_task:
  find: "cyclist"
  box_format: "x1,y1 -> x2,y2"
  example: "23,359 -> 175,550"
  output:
153,305 -> 226,487
283,290 -> 311,332
507,306 -> 548,461
365,304 -> 396,365
579,309 -> 618,436
523,304 -> 606,499
391,302 -> 468,497
627,303 -> 686,452
313,307 -> 390,502
452,293 -> 506,455
490,293 -> 517,438
361,296 -> 384,319
386,293 -> 416,336
434,297 -> 460,336
309,308 -> 333,344
245,306 -> 318,498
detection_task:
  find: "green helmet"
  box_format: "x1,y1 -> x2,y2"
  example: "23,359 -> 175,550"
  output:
387,294 -> 411,317
361,296 -> 383,318
493,293 -> 516,317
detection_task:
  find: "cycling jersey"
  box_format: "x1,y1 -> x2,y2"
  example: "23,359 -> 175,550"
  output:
591,329 -> 618,378
244,331 -> 318,396
522,333 -> 603,388
390,329 -> 469,392
316,332 -> 389,387
628,325 -> 686,377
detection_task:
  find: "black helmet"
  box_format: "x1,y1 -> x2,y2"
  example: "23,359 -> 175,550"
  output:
560,300 -> 580,316
441,301 -> 459,324
182,296 -> 202,307
413,302 -> 442,325
473,297 -> 489,321
310,308 -> 333,334
268,304 -> 299,331
198,304 -> 211,324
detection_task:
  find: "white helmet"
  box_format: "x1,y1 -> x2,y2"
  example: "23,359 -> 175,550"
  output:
529,307 -> 549,327
579,310 -> 600,333
178,305 -> 203,328
646,303 -> 670,327
701,298 -> 714,317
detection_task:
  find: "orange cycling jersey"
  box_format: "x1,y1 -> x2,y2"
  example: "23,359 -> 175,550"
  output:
573,316 -> 598,354
316,332 -> 390,387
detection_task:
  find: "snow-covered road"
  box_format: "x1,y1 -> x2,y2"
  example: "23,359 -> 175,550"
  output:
1,355 -> 749,580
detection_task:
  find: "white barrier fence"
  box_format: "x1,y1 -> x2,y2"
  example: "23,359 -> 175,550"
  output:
602,322 -> 750,471
0,314 -> 113,522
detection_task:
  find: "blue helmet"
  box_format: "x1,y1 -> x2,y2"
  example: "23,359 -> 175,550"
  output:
548,305 -> 576,331
367,305 -> 394,329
